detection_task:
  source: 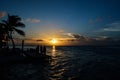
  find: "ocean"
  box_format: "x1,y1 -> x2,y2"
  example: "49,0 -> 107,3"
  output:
0,46 -> 120,80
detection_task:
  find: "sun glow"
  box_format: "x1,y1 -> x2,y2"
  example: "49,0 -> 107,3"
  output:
50,38 -> 57,45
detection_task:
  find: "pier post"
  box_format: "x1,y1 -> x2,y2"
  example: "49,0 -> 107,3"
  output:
22,40 -> 24,53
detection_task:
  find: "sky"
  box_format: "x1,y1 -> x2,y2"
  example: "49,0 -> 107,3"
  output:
0,0 -> 120,46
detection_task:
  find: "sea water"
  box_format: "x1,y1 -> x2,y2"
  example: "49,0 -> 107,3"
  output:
0,46 -> 120,80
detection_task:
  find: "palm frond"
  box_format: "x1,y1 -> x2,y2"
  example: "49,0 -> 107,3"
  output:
15,22 -> 25,27
14,28 -> 25,36
10,15 -> 21,21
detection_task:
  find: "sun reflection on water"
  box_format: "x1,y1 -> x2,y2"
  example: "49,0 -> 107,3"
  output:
52,46 -> 56,56
49,46 -> 67,80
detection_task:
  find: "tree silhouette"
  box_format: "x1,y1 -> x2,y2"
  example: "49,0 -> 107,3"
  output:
0,23 -> 4,48
1,14 -> 25,49
0,23 -> 8,48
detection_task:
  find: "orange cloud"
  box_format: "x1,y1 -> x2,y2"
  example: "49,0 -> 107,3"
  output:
0,11 -> 6,18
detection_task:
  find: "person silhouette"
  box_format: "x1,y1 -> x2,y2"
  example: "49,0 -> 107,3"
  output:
40,45 -> 42,54
43,45 -> 46,55
36,45 -> 39,55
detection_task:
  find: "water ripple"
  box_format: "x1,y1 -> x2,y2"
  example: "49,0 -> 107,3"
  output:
1,46 -> 120,80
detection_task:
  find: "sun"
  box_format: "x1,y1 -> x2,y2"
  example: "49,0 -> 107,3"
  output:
50,38 -> 57,44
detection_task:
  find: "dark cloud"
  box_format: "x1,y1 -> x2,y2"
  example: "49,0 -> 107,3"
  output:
89,36 -> 120,46
72,34 -> 81,39
71,34 -> 92,41
67,39 -> 76,42
103,22 -> 120,31
70,33 -> 120,46
19,38 -> 44,42
36,39 -> 44,42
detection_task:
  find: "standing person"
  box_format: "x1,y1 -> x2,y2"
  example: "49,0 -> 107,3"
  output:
43,45 -> 46,55
40,45 -> 42,54
22,40 -> 24,53
36,45 -> 39,55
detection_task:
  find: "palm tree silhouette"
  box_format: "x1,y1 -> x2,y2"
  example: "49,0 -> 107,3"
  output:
0,23 -> 4,48
0,23 -> 7,48
2,14 -> 25,49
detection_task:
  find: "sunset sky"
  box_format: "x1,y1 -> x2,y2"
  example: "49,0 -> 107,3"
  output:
0,0 -> 120,46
